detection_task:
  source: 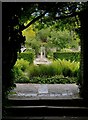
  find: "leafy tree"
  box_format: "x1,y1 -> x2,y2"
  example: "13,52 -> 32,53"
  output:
22,21 -> 41,56
36,28 -> 51,42
22,23 -> 35,41
22,17 -> 80,57
35,25 -> 80,53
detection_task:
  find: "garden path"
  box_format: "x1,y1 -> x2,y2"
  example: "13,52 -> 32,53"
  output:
8,84 -> 80,100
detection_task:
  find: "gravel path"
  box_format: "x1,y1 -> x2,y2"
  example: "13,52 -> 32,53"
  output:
8,84 -> 80,99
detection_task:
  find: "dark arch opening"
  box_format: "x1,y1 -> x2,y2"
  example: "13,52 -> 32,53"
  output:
2,2 -> 88,107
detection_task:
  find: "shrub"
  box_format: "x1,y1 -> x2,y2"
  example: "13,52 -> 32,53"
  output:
28,59 -> 80,78
28,64 -> 60,78
18,51 -> 35,64
51,60 -> 63,75
15,76 -> 29,83
53,52 -> 80,62
13,58 -> 80,84
29,75 -> 78,84
14,58 -> 30,71
58,59 -> 80,77
13,59 -> 30,83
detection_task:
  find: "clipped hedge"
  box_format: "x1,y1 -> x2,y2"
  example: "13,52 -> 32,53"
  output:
18,51 -> 35,64
17,76 -> 77,84
30,76 -> 78,84
53,52 -> 80,61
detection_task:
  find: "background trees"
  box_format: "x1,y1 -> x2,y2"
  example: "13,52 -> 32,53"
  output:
22,16 -> 80,58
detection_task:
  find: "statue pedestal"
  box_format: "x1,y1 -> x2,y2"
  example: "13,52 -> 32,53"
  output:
33,57 -> 52,65
34,46 -> 52,65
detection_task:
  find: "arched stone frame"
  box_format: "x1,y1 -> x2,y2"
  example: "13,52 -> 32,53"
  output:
2,2 -> 88,100
78,8 -> 88,99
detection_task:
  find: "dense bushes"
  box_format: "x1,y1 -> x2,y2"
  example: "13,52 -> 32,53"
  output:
13,59 -> 30,83
18,51 -> 35,64
53,52 -> 80,61
29,59 -> 79,78
13,58 -> 80,84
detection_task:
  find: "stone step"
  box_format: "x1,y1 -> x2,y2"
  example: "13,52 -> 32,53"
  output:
4,98 -> 88,119
2,116 -> 88,120
4,105 -> 88,117
7,98 -> 88,107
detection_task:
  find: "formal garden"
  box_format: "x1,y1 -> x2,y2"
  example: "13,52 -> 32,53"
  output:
12,52 -> 80,84
12,17 -> 81,84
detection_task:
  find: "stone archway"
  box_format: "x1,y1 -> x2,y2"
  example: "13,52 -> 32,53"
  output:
78,8 -> 88,99
2,3 -> 88,101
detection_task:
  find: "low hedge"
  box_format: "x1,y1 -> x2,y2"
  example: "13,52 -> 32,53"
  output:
18,51 -> 35,64
53,52 -> 80,61
15,75 -> 78,84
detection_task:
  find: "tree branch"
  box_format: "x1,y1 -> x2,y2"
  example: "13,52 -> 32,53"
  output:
54,11 -> 80,20
20,3 -> 81,31
21,11 -> 47,31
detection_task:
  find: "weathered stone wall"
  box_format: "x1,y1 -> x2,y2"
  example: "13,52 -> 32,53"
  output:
79,8 -> 88,99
